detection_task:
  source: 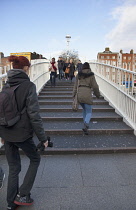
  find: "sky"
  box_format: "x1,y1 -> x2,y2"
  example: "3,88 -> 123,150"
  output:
1,0 -> 136,62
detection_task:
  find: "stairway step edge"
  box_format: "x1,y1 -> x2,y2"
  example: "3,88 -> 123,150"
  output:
42,117 -> 123,121
40,108 -> 115,112
1,147 -> 136,155
45,129 -> 133,135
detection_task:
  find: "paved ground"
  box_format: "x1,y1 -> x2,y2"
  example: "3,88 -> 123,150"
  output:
1,153 -> 136,210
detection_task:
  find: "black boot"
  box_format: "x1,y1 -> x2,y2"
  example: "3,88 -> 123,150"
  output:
82,124 -> 89,135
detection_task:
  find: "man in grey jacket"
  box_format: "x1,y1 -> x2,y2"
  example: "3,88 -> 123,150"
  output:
0,55 -> 48,210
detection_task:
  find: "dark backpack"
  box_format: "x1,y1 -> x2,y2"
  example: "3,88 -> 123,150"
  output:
0,84 -> 25,127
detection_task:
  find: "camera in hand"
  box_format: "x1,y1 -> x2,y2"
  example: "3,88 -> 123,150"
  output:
47,136 -> 53,147
37,136 -> 53,151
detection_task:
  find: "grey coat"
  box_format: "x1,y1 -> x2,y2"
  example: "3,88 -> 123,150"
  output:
73,68 -> 100,105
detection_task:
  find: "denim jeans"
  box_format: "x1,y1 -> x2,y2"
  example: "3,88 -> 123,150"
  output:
58,68 -> 64,79
80,103 -> 92,126
4,138 -> 41,207
50,72 -> 56,86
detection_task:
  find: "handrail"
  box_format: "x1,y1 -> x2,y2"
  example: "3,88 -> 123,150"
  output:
0,61 -> 50,93
89,61 -> 136,134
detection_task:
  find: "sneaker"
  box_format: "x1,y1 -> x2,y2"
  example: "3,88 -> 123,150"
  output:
0,172 -> 5,189
14,193 -> 34,206
7,204 -> 19,210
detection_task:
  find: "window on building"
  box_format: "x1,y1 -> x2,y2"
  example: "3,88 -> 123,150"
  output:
128,56 -> 131,60
107,56 -> 110,59
101,56 -> 104,59
123,56 -> 126,59
112,56 -> 115,59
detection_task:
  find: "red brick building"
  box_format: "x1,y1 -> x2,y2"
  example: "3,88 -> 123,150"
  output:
97,48 -> 119,66
97,48 -> 136,72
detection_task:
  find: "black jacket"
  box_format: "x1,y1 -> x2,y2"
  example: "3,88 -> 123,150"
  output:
0,69 -> 47,142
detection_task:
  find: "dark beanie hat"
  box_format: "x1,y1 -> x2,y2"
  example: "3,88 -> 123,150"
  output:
82,62 -> 90,69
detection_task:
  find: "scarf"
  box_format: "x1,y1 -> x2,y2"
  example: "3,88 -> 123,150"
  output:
51,62 -> 57,71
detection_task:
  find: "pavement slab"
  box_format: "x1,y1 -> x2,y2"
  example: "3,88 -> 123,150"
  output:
1,154 -> 136,210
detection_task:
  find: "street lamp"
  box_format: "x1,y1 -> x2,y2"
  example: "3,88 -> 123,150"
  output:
65,35 -> 71,59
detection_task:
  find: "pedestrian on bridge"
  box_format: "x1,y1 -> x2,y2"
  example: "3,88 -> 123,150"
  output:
76,60 -> 82,73
69,59 -> 75,82
64,59 -> 70,80
0,55 -> 48,210
49,57 -> 58,87
73,62 -> 100,135
57,56 -> 65,80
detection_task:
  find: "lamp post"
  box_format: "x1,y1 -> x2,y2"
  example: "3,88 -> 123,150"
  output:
65,35 -> 71,59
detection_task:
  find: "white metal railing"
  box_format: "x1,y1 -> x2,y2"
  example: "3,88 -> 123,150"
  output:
90,62 -> 136,134
30,61 -> 50,93
0,61 -> 50,93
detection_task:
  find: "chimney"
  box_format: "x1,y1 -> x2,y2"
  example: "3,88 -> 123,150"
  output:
105,47 -> 110,52
130,49 -> 133,54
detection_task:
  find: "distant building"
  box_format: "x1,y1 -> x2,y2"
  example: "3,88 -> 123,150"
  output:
0,51 -> 46,74
10,52 -> 46,61
97,47 -> 136,72
97,47 -> 119,66
119,49 -> 136,72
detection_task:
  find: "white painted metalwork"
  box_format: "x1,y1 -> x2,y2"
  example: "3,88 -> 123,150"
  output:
0,61 -> 50,94
30,61 -> 50,94
90,62 -> 136,134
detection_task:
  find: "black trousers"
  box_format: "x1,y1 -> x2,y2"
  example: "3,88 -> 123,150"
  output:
5,138 -> 41,207
0,166 -> 4,179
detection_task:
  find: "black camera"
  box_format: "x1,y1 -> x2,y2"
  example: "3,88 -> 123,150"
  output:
47,136 -> 53,147
37,136 -> 53,151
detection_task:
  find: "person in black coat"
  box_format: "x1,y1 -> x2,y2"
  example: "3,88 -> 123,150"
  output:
57,57 -> 65,80
69,59 -> 75,82
0,55 -> 48,210
76,60 -> 83,73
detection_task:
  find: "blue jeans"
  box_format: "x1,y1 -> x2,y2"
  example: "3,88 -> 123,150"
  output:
50,72 -> 56,86
80,103 -> 92,126
59,68 -> 64,79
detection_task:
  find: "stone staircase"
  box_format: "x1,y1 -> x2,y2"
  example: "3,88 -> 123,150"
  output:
34,78 -> 136,155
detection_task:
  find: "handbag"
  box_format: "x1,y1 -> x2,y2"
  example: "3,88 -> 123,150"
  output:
72,80 -> 79,111
65,67 -> 70,74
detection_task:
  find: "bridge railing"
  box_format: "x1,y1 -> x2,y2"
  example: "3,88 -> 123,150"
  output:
30,61 -> 50,94
0,61 -> 50,93
90,62 -> 136,134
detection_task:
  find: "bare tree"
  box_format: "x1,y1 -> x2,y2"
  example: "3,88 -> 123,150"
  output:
59,50 -> 79,64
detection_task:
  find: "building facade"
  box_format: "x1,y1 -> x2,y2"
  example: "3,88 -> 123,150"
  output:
10,52 -> 45,61
97,48 -> 119,66
97,47 -> 136,72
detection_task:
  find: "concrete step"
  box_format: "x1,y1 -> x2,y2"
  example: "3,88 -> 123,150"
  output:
40,107 -> 115,112
43,120 -> 133,132
39,91 -> 72,95
44,86 -> 74,88
41,116 -> 123,121
39,92 -> 72,95
39,101 -> 109,105
32,133 -> 136,155
38,96 -> 104,99
42,88 -> 73,91
40,111 -> 120,117
45,129 -> 133,135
